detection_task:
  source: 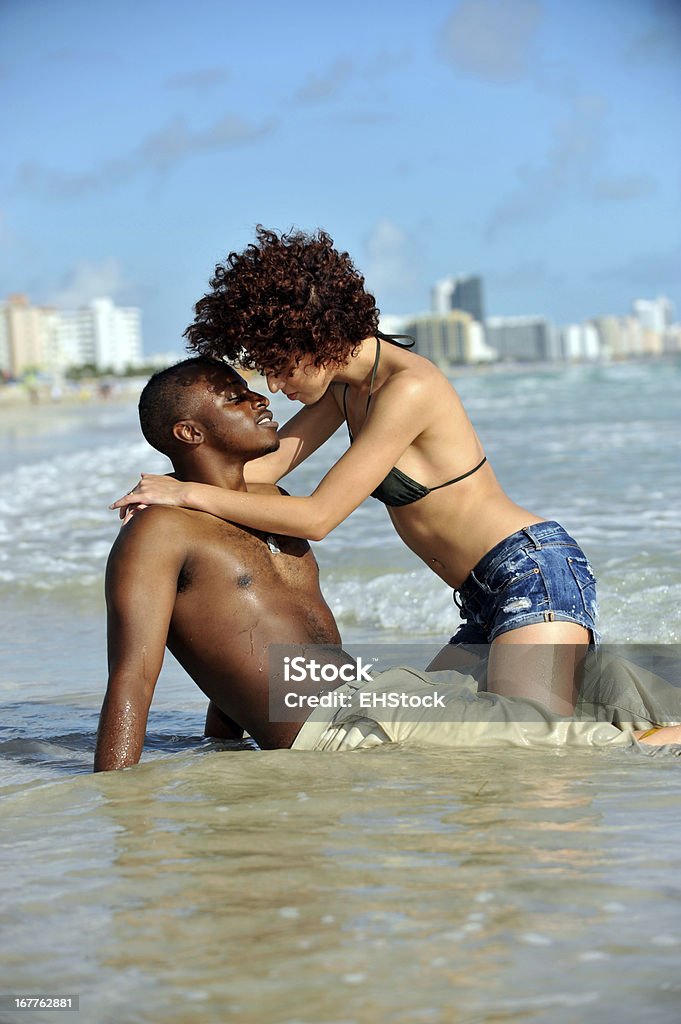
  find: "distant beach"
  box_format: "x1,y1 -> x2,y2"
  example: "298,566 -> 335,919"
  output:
0,377 -> 144,410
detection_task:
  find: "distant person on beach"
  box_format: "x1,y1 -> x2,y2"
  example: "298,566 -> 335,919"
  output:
96,358 -> 680,771
112,227 -> 599,713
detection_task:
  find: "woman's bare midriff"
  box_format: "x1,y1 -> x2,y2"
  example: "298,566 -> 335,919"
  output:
388,463 -> 545,589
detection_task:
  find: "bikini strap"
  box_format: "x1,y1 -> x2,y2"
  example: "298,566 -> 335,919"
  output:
366,336 -> 382,413
342,383 -> 352,441
351,333 -> 406,423
376,330 -> 415,349
427,455 -> 488,492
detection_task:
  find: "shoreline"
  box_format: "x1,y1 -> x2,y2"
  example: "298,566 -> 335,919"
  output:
1,352 -> 677,416
0,387 -> 141,444
0,380 -> 143,412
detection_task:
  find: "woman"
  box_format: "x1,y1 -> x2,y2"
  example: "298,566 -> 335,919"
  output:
113,227 -> 600,709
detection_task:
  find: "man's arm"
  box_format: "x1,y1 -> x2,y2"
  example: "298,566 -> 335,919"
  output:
94,508 -> 185,771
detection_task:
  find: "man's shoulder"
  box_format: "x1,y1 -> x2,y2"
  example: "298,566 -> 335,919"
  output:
122,503 -> 193,532
109,505 -> 194,559
111,502 -> 253,556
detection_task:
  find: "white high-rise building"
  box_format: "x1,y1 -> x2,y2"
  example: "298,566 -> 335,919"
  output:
632,296 -> 674,333
469,320 -> 496,362
431,275 -> 486,322
485,316 -> 557,361
56,298 -> 142,372
559,323 -> 601,361
383,307 -> 493,365
431,278 -> 456,315
0,303 -> 10,375
402,311 -> 477,366
89,298 -> 142,372
55,308 -> 95,368
377,314 -> 409,337
4,294 -> 49,375
0,295 -> 143,375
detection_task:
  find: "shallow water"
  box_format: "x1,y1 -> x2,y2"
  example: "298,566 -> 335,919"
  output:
2,746 -> 681,1023
1,361 -> 680,1022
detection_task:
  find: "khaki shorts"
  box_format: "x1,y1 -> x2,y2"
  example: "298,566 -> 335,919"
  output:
291,653 -> 680,753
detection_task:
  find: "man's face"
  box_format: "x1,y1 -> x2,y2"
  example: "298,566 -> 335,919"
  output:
183,367 -> 280,458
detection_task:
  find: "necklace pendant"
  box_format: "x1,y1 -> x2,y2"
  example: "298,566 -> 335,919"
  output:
265,534 -> 281,555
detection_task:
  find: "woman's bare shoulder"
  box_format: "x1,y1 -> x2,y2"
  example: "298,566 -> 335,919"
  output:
380,351 -> 458,403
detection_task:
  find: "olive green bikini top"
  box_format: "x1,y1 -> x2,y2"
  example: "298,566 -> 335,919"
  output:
343,333 -> 487,508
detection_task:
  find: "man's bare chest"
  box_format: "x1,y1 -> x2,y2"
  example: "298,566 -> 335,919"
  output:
176,520 -> 315,596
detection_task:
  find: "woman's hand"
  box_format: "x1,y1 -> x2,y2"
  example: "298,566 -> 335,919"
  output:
119,502 -> 148,525
110,474 -> 189,515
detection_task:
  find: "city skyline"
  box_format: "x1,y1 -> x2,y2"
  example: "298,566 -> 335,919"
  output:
0,294 -> 143,376
2,284 -> 675,378
1,0 -> 680,356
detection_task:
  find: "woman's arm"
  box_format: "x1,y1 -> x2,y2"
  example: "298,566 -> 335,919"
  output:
112,375 -> 430,540
244,387 -> 345,484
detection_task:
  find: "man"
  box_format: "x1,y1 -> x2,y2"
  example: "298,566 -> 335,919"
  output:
96,358 -> 680,770
95,357 -> 345,770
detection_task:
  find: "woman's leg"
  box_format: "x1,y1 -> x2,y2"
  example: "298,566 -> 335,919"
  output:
487,620 -> 590,715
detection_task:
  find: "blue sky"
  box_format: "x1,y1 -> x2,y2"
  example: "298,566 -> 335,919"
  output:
1,0 -> 679,355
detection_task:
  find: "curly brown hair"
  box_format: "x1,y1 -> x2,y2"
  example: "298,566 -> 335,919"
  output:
184,226 -> 380,374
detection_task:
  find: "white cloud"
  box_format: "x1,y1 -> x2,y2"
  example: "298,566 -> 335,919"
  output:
292,58 -> 355,104
47,260 -> 131,308
166,67 -> 231,92
363,219 -> 419,303
626,0 -> 681,65
16,112 -> 276,199
485,94 -> 607,238
438,0 -> 543,82
593,175 -> 656,202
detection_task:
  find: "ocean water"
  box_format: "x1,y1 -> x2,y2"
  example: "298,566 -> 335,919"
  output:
1,360 -> 680,1023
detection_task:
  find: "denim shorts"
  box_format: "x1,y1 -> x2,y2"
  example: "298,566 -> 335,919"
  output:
449,521 -> 600,648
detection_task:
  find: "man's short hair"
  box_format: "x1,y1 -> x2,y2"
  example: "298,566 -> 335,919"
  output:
138,357 -> 231,456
